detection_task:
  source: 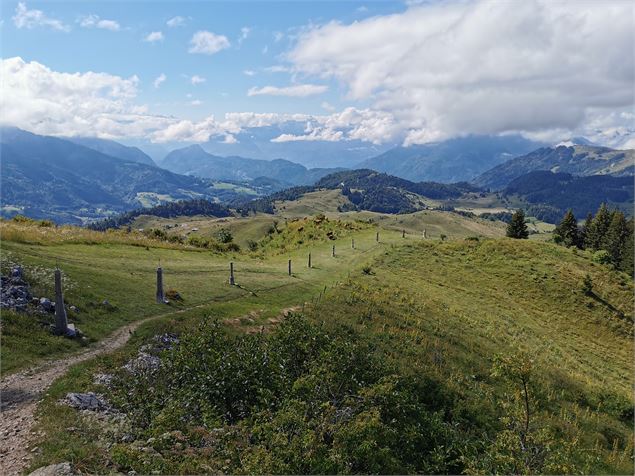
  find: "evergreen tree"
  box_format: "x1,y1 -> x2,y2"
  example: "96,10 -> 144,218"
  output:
585,203 -> 611,250
506,209 -> 529,239
580,212 -> 593,249
554,210 -> 580,247
621,218 -> 634,275
604,211 -> 629,267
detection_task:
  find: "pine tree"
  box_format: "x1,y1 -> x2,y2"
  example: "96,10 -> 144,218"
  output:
604,211 -> 628,267
586,203 -> 611,250
506,209 -> 529,239
621,218 -> 634,275
554,209 -> 579,247
580,213 -> 593,249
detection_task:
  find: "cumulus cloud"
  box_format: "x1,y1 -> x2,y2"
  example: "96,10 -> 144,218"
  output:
13,2 -> 69,32
188,31 -> 230,55
287,0 -> 635,144
243,70 -> 256,76
153,73 -> 166,89
144,31 -> 164,43
0,57 -> 164,139
190,75 -> 206,85
79,14 -> 120,31
247,84 -> 327,97
166,16 -> 186,28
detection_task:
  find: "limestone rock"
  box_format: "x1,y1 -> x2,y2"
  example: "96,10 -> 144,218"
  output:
63,392 -> 111,412
28,462 -> 73,476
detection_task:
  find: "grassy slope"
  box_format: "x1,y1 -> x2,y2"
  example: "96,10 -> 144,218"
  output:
2,214 -> 632,473
1,219 -> 407,374
305,239 -> 634,472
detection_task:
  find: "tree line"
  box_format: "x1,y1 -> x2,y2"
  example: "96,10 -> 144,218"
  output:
506,205 -> 633,274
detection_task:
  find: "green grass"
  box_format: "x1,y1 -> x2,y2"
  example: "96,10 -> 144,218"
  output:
1,220 -> 406,374
2,214 -> 632,474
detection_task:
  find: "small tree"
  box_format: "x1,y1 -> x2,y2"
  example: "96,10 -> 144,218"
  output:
506,210 -> 529,239
554,209 -> 579,247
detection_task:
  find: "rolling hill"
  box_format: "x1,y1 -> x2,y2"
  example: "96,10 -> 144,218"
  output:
357,135 -> 543,182
160,144 -> 344,186
474,144 -> 635,190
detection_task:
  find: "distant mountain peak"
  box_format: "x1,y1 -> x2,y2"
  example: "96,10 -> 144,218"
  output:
554,137 -> 596,148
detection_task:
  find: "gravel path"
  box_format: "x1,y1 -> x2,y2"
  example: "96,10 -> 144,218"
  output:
0,316 -> 154,475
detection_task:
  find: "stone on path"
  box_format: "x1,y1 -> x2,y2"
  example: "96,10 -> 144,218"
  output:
28,462 -> 73,476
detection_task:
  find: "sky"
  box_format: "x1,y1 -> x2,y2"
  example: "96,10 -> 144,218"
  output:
1,0 -> 634,149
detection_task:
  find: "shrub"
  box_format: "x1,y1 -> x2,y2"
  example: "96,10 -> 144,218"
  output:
247,239 -> 259,252
592,250 -> 612,265
215,228 -> 233,243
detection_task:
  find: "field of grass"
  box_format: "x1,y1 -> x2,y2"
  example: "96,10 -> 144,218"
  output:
1,218 -> 406,374
2,213 -> 632,474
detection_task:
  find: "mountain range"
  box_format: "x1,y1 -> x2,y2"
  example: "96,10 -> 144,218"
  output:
0,128 -> 253,223
199,122 -> 394,168
474,144 -> 635,190
356,135 -> 544,182
160,144 -> 343,186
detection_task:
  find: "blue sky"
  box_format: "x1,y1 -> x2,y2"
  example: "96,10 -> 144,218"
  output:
1,1 -> 633,148
2,1 -> 400,119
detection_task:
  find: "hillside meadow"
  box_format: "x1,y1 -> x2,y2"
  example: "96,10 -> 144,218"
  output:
0,216 -> 632,474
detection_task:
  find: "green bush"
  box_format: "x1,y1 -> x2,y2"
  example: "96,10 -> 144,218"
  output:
592,250 -> 612,265
108,315 -> 467,474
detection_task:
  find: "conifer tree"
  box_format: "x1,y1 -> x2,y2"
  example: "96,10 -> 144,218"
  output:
554,209 -> 579,247
605,211 -> 628,266
621,218 -> 634,275
580,212 -> 594,249
506,209 -> 529,239
586,203 -> 611,250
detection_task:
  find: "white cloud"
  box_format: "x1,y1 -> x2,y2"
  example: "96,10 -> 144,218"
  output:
13,2 -> 69,32
0,57 -> 162,139
243,70 -> 256,76
190,100 -> 202,106
288,0 -> 635,144
166,16 -> 186,28
238,26 -> 250,45
273,31 -> 284,42
321,101 -> 335,112
190,75 -> 206,85
264,65 -> 291,74
144,31 -> 164,43
188,30 -> 230,55
247,84 -> 327,97
79,14 -> 120,31
153,73 -> 166,89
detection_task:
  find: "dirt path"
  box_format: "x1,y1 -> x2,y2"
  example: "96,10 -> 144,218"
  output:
0,300 -> 302,475
0,293 -> 231,476
0,315 -> 157,475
